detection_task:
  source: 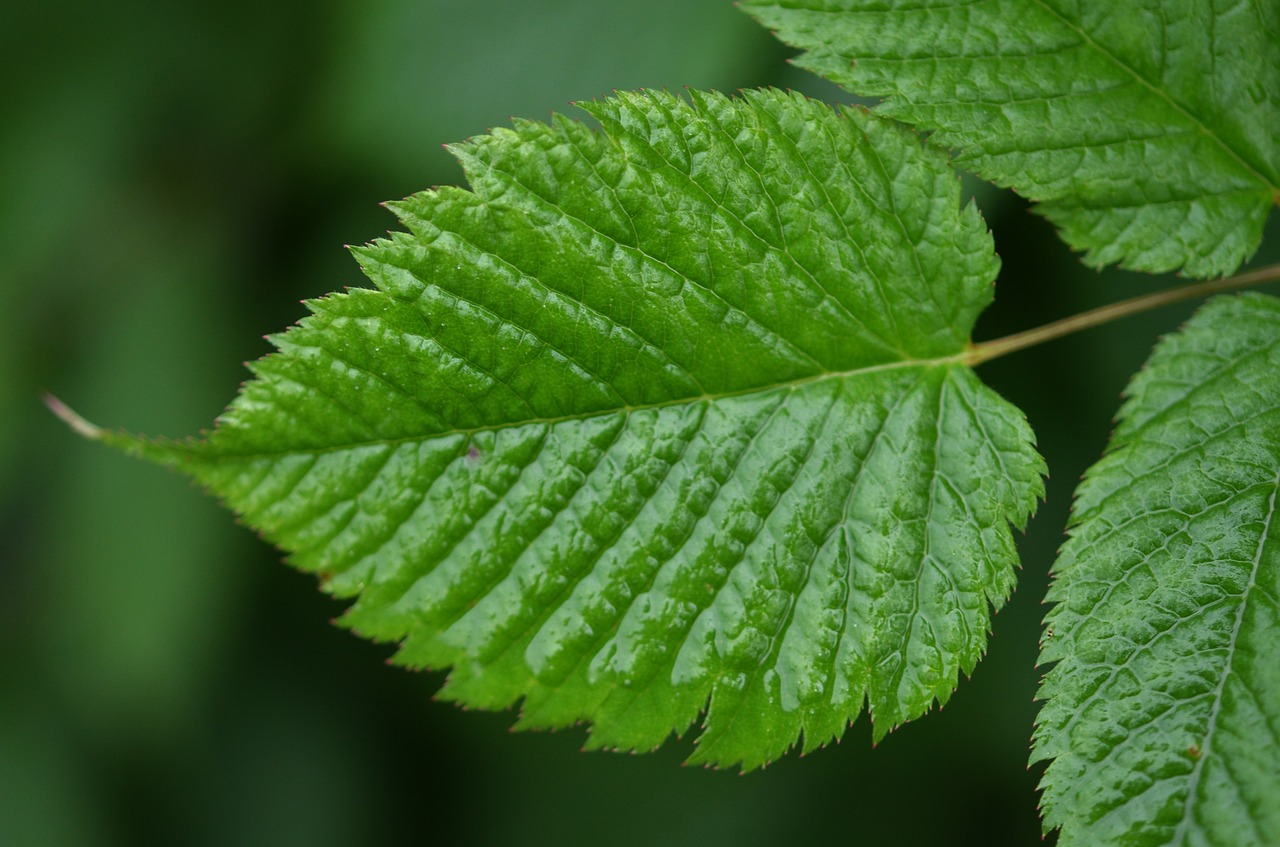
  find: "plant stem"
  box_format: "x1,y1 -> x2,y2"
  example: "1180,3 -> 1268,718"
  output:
964,262 -> 1280,366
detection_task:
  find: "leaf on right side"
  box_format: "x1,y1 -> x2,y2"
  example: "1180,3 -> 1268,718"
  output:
1034,293 -> 1280,846
742,0 -> 1280,277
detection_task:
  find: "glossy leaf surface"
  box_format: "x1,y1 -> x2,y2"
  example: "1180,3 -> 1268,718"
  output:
97,89 -> 1044,768
1035,293 -> 1280,844
743,0 -> 1280,277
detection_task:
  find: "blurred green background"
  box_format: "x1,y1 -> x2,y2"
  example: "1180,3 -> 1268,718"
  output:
4,2 -> 1277,844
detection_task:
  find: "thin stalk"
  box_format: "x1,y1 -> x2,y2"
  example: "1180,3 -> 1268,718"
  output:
964,263 -> 1280,366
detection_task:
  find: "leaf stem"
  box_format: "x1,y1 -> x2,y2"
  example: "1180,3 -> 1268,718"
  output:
964,263 -> 1280,366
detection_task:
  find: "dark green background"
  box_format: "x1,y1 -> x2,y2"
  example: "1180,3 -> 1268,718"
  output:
4,2 -> 1277,844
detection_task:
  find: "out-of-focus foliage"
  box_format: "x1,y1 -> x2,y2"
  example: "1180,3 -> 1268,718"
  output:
6,1 -> 1278,845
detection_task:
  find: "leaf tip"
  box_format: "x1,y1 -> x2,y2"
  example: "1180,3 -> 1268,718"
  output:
44,393 -> 105,441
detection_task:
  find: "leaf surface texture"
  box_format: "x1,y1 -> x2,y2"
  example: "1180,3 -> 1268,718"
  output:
1035,293 -> 1280,845
742,0 -> 1280,277
118,89 -> 1044,768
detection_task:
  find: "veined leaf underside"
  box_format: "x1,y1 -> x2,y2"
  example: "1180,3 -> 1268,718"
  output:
1036,293 -> 1280,846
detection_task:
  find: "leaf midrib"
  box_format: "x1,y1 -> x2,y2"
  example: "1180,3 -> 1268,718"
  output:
1033,0 -> 1279,196
172,355 -> 966,462
1169,470 -> 1279,845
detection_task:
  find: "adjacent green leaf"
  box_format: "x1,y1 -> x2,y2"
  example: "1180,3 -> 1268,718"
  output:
743,0 -> 1280,277
92,89 -> 1044,769
1035,293 -> 1280,845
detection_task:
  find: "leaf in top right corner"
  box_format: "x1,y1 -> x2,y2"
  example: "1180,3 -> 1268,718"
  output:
742,0 -> 1280,278
1034,292 -> 1280,847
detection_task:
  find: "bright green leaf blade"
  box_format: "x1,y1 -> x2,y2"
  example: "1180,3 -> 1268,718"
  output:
1035,293 -> 1280,844
742,0 -> 1280,277
97,89 -> 1044,769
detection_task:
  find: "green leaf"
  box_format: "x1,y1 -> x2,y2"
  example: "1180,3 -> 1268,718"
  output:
90,89 -> 1044,769
1034,293 -> 1280,844
742,0 -> 1280,277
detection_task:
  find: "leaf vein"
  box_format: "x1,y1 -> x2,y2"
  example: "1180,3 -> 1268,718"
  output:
1171,467 -> 1278,845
